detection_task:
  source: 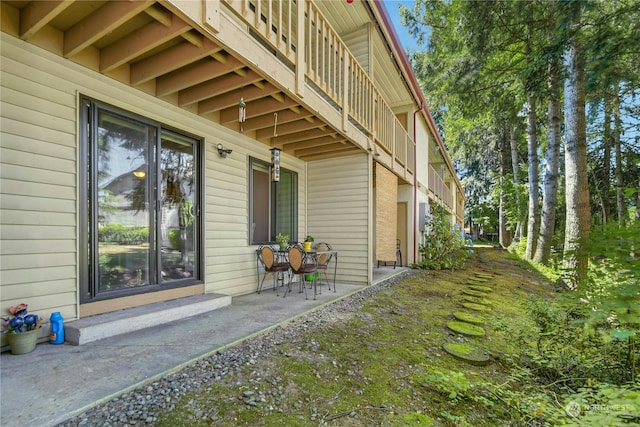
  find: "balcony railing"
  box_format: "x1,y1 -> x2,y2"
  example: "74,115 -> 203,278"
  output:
224,0 -> 413,174
428,165 -> 452,209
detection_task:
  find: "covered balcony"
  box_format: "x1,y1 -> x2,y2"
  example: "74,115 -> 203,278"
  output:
1,0 -> 417,183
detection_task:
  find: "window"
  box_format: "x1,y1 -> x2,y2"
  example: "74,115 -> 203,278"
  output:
80,97 -> 202,302
249,157 -> 297,244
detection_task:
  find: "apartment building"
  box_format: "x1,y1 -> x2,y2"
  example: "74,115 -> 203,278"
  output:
0,0 -> 465,345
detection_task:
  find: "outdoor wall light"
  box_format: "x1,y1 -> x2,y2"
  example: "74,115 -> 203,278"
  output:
271,147 -> 281,182
217,143 -> 232,158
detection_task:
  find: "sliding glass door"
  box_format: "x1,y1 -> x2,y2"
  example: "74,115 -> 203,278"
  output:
80,97 -> 201,302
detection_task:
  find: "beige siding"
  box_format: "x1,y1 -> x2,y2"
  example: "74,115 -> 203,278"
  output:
307,154 -> 370,285
0,34 -> 307,323
1,37 -> 78,344
342,25 -> 370,75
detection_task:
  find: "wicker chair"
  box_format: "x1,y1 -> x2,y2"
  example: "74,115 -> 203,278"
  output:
256,245 -> 290,296
286,244 -> 318,299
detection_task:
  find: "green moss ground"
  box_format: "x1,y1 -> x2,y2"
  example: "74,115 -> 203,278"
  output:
442,342 -> 491,365
156,248 -> 556,426
460,295 -> 493,306
462,288 -> 490,298
446,321 -> 486,336
452,311 -> 487,325
467,285 -> 493,293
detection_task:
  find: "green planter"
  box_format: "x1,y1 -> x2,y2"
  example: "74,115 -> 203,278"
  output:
6,329 -> 39,355
305,272 -> 320,282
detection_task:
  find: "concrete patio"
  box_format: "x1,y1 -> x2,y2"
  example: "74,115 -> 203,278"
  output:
0,266 -> 407,427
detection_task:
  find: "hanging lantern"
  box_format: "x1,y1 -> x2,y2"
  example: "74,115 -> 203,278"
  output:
238,97 -> 246,131
271,148 -> 281,182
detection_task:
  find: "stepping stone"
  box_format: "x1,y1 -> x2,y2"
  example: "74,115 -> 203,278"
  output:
475,273 -> 493,279
443,342 -> 491,366
447,321 -> 485,336
453,311 -> 486,325
468,285 -> 493,293
469,276 -> 489,283
462,302 -> 492,312
461,295 -> 492,306
462,289 -> 487,297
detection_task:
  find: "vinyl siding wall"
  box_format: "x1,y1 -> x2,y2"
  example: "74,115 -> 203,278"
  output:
0,34 -> 310,329
342,25 -> 370,75
307,155 -> 370,285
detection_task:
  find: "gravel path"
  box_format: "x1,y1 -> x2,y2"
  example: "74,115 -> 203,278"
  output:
58,270 -> 418,426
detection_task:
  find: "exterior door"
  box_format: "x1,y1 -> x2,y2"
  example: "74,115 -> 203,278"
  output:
397,202 -> 407,266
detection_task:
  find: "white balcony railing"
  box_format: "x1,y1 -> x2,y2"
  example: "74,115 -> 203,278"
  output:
224,0 -> 413,174
428,165 -> 453,209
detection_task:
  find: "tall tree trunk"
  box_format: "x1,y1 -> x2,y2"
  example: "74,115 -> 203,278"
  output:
499,127 -> 510,248
510,127 -> 523,242
499,180 -> 507,248
614,84 -> 626,226
601,95 -> 612,224
637,178 -> 640,221
534,58 -> 562,264
562,8 -> 591,288
525,94 -> 539,260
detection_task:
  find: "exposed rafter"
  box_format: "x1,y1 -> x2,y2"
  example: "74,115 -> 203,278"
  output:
178,69 -> 263,106
64,1 -> 154,58
197,83 -> 281,114
19,0 -> 74,40
100,14 -> 191,72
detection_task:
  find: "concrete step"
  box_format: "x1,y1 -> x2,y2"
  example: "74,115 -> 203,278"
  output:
64,293 -> 233,345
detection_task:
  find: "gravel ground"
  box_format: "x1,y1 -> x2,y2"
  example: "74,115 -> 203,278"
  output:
58,270 -> 418,427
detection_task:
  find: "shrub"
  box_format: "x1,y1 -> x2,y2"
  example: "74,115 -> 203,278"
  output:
413,203 -> 469,270
99,224 -> 148,244
168,227 -> 193,250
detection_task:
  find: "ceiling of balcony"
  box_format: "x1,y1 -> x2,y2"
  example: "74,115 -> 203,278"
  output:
3,0 -> 393,161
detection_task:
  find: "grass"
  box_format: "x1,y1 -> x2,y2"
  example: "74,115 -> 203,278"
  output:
156,247 -> 557,426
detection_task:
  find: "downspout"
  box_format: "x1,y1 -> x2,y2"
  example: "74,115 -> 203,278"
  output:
413,102 -> 424,264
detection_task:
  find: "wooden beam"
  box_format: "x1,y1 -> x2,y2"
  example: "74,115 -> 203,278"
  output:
156,56 -> 244,96
20,0 -> 73,40
244,108 -> 312,133
299,147 -> 362,161
100,14 -> 191,72
142,9 -> 205,48
177,68 -> 262,105
210,51 -> 227,63
181,30 -> 203,47
270,129 -> 335,147
197,83 -> 281,114
282,135 -> 342,153
219,95 -> 298,124
295,142 -> 351,157
130,37 -> 222,85
64,0 -> 154,57
203,0 -> 220,33
256,117 -> 321,139
143,3 -> 172,26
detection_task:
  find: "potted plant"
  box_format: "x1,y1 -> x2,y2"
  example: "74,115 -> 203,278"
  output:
2,303 -> 42,355
303,235 -> 314,252
275,233 -> 289,251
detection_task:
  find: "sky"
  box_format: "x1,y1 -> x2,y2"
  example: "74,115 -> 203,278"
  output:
380,0 -> 421,53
